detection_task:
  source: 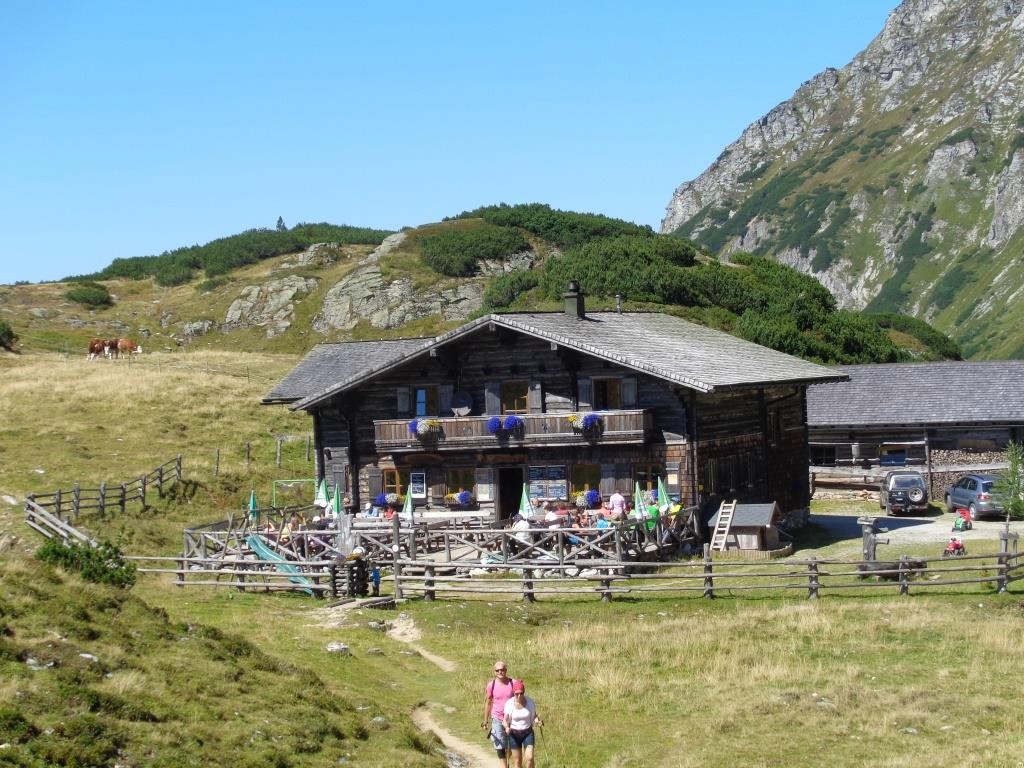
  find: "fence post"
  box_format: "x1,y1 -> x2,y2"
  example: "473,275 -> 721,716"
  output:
214,448 -> 220,477
392,512 -> 404,599
72,483 -> 80,518
703,544 -> 714,599
444,532 -> 452,562
54,488 -> 62,517
176,558 -> 185,588
275,438 -> 282,468
614,526 -> 624,562
898,555 -> 910,596
329,563 -> 338,599
245,443 -> 251,466
997,525 -> 1011,594
522,568 -> 535,603
600,568 -> 613,603
176,455 -> 182,482
425,564 -> 436,601
98,483 -> 106,516
807,556 -> 820,600
139,476 -> 147,507
119,483 -> 127,514
157,466 -> 164,498
305,436 -> 311,462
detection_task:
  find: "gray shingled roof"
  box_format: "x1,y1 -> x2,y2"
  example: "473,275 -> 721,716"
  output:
262,339 -> 429,404
708,503 -> 780,527
806,362 -> 1024,426
285,311 -> 844,411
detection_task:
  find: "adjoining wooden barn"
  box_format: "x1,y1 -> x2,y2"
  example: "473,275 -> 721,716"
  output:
264,285 -> 843,535
806,362 -> 1024,469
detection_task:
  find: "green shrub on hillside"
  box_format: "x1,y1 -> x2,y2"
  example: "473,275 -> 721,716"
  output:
483,270 -> 540,309
36,539 -> 136,588
868,312 -> 963,360
541,235 -> 697,302
69,222 -> 392,285
452,203 -> 653,249
419,224 -> 529,277
0,319 -> 17,350
64,281 -> 113,307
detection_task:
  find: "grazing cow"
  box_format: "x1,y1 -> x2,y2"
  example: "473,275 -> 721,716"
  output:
105,338 -> 121,359
116,338 -> 142,358
87,338 -> 109,360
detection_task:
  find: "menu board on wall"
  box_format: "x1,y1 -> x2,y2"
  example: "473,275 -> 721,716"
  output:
409,472 -> 427,500
528,465 -> 568,500
474,468 -> 493,501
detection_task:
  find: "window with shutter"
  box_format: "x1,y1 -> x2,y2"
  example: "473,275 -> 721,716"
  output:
484,381 -> 502,415
367,467 -> 383,499
527,380 -> 543,414
439,384 -> 454,415
621,376 -> 638,408
576,377 -> 592,410
396,387 -> 411,417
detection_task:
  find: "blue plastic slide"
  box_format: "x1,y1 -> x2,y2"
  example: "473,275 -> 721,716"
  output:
245,534 -> 315,595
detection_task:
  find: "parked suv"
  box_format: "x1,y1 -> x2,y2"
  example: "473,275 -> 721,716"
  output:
879,470 -> 930,515
944,473 -> 1004,520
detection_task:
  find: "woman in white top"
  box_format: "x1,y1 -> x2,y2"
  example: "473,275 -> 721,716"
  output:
502,679 -> 543,768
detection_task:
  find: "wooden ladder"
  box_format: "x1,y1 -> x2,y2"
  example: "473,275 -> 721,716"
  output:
709,500 -> 737,552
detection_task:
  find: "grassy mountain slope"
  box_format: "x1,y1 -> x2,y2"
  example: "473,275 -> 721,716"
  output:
1,205 -> 961,365
661,0 -> 1024,359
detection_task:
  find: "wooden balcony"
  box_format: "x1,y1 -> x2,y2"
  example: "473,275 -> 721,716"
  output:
375,410 -> 653,452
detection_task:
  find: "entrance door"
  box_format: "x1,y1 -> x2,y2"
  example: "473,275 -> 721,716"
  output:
497,467 -> 524,521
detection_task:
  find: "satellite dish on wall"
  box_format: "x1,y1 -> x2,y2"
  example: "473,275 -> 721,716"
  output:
451,391 -> 472,416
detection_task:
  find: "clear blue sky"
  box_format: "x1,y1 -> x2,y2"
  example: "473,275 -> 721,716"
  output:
0,0 -> 896,284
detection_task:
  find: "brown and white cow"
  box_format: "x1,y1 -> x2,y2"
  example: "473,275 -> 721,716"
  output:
105,338 -> 121,359
116,338 -> 142,358
87,338 -> 109,360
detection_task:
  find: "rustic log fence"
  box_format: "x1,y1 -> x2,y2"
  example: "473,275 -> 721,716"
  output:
25,456 -> 182,520
125,554 -> 345,597
392,536 -> 1023,602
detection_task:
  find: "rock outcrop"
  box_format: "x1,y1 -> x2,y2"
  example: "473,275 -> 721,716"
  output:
223,275 -> 319,338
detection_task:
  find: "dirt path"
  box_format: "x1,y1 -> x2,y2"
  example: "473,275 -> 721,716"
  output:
411,703 -> 494,768
386,613 -> 457,672
386,614 -> 487,765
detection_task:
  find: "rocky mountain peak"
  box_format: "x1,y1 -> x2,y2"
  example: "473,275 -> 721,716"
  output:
661,0 -> 1024,358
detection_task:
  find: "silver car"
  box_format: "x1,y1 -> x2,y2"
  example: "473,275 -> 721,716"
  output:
944,473 -> 1004,519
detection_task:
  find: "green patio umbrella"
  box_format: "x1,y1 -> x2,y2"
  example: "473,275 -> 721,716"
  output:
400,490 -> 414,521
331,483 -> 343,516
248,489 -> 258,520
519,484 -> 533,518
313,479 -> 328,508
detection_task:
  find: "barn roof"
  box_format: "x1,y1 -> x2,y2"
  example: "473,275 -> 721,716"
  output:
262,338 -> 430,404
806,362 -> 1024,427
281,311 -> 844,411
708,502 -> 780,528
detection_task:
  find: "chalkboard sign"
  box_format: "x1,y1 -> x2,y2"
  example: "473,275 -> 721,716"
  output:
409,471 -> 427,500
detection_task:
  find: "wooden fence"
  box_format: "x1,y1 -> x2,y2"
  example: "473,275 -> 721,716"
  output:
25,456 -> 182,520
125,554 -> 349,597
392,530 -> 1022,602
24,498 -> 97,546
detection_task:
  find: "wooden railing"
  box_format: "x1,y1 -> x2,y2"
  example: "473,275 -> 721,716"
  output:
25,456 -> 182,521
374,410 -> 653,451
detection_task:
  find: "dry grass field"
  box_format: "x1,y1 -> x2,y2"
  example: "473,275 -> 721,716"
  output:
2,350 -> 1024,767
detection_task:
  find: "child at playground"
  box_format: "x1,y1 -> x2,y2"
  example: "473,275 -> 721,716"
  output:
482,661 -> 514,768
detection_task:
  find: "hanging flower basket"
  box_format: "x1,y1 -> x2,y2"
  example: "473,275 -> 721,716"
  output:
503,414 -> 524,432
567,412 -> 603,437
486,416 -> 503,435
584,489 -> 602,509
411,418 -> 441,438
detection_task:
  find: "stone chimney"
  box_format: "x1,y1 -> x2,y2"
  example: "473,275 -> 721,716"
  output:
563,280 -> 585,319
